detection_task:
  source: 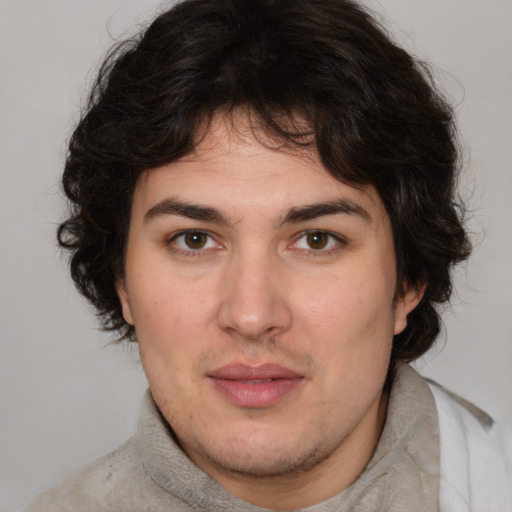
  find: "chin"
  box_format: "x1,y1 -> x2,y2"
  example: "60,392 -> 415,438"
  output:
193,427 -> 336,479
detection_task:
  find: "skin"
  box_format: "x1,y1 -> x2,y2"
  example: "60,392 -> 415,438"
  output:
117,114 -> 422,509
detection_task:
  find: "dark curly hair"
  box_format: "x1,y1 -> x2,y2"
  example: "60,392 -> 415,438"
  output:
58,0 -> 471,364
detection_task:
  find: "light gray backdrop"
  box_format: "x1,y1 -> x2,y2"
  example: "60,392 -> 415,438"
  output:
1,1 -> 511,510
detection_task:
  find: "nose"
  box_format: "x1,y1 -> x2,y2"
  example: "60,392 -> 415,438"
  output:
216,249 -> 293,341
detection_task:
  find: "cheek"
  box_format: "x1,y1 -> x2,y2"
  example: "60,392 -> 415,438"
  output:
133,287 -> 200,400
292,270 -> 396,381
129,268 -> 211,328
130,276 -> 221,388
297,271 -> 394,334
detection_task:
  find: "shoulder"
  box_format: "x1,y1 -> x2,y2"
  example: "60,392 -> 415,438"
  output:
23,438 -> 178,512
428,380 -> 512,512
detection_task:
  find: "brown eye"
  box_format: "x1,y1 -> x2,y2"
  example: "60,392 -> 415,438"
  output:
306,232 -> 329,250
292,231 -> 343,253
172,231 -> 217,252
184,231 -> 208,249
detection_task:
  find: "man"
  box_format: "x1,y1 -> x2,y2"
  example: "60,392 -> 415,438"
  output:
25,0 -> 511,510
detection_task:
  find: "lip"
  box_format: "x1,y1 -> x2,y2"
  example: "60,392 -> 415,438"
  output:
208,363 -> 304,408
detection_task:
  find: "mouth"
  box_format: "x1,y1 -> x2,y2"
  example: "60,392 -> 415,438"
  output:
207,363 -> 304,408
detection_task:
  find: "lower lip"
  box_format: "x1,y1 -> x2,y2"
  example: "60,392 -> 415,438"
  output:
209,378 -> 303,408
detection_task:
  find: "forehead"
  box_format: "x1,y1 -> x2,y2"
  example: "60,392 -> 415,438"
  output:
173,111 -> 320,178
135,112 -> 386,219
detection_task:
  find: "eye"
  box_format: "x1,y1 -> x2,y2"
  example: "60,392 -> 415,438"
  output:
292,231 -> 343,252
171,230 -> 219,251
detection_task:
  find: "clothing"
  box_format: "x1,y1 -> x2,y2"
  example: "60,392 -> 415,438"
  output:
25,365 -> 512,511
431,381 -> 512,511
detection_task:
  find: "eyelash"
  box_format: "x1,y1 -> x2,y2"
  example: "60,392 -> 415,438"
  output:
166,229 -> 346,259
167,230 -> 221,258
291,231 -> 346,256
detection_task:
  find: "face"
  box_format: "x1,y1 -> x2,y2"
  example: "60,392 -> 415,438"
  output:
117,115 -> 420,503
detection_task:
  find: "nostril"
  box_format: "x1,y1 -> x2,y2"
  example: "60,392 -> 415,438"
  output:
217,298 -> 293,341
216,258 -> 293,340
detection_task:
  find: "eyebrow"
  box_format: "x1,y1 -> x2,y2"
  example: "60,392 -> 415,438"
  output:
144,198 -> 231,226
279,199 -> 371,226
144,197 -> 371,226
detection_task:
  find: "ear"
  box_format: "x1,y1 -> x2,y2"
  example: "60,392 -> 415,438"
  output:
394,284 -> 425,335
116,279 -> 135,326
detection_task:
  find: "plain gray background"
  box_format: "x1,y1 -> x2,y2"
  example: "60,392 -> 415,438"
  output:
1,1 -> 511,510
